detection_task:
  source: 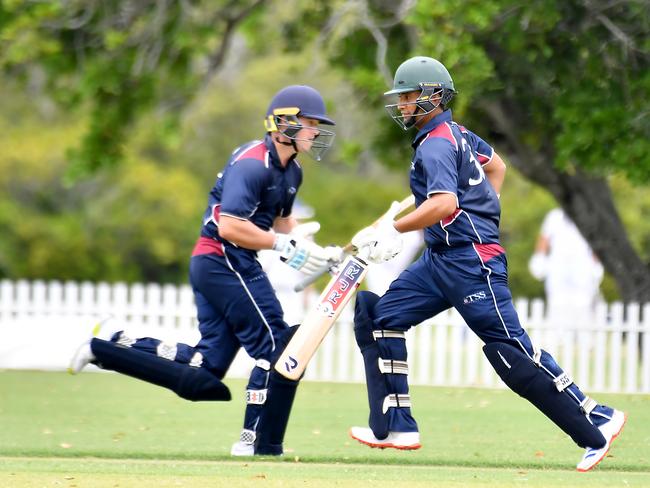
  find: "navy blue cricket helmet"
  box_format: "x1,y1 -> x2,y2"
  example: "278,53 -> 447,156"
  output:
264,85 -> 335,161
265,85 -> 335,126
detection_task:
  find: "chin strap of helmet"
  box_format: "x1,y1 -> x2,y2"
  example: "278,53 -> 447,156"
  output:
404,105 -> 422,128
274,135 -> 298,154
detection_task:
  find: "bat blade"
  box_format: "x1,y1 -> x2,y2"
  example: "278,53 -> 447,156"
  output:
275,255 -> 369,380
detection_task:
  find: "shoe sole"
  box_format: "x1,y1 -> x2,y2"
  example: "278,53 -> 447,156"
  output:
576,412 -> 627,472
348,429 -> 422,451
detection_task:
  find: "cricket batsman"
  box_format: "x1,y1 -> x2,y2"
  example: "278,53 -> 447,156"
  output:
70,85 -> 343,456
348,56 -> 626,472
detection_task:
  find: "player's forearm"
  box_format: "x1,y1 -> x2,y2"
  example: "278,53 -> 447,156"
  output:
219,215 -> 276,250
484,152 -> 506,196
273,216 -> 297,234
394,193 -> 457,232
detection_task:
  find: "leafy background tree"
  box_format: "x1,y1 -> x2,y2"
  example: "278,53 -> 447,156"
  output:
1,0 -> 648,302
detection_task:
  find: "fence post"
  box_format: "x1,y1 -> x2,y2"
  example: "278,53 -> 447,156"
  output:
112,282 -> 129,327
609,302 -> 624,392
415,320 -> 432,386
642,303 -> 650,393
0,280 -> 13,324
592,302 -> 608,391
625,303 -> 640,393
48,281 -> 63,317
178,285 -> 196,331
433,310 -> 449,386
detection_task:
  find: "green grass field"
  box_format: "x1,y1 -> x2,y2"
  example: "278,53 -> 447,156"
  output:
1,370 -> 648,487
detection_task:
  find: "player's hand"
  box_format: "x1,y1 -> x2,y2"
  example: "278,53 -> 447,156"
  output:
351,201 -> 404,264
273,234 -> 343,274
290,221 -> 321,239
352,226 -> 404,264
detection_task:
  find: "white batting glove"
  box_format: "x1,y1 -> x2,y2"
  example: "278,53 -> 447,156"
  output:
351,201 -> 404,264
290,221 -> 321,239
273,234 -> 343,275
352,226 -> 404,264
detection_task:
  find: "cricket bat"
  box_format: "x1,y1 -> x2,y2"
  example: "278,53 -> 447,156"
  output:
276,195 -> 416,380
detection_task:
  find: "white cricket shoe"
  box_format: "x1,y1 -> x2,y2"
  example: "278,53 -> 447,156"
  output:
349,426 -> 421,450
67,316 -> 121,375
230,441 -> 255,456
68,342 -> 95,375
576,409 -> 627,472
230,429 -> 256,456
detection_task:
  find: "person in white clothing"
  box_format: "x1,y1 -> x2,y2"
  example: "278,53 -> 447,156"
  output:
529,208 -> 604,333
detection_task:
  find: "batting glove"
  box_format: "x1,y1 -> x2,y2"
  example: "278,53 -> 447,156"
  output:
351,201 -> 404,264
273,234 -> 343,275
290,221 -> 321,239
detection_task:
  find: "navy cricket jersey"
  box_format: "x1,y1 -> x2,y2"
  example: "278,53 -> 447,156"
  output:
192,135 -> 302,258
410,110 -> 501,251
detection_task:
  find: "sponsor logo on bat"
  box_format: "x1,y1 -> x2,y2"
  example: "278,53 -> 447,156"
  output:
284,355 -> 298,372
317,259 -> 365,316
317,301 -> 335,318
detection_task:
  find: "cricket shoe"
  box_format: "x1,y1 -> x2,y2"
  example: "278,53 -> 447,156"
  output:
349,426 -> 421,450
68,316 -> 123,375
576,409 -> 627,472
230,429 -> 256,456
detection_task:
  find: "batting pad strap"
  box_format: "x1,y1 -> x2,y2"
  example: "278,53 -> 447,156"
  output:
156,342 -> 178,361
246,389 -> 268,405
378,358 -> 409,375
580,396 -> 598,416
189,352 -> 203,368
115,333 -> 135,347
553,372 -> 573,392
255,358 -> 271,371
382,394 -> 412,414
372,330 -> 406,340
532,345 -> 542,366
239,429 -> 256,444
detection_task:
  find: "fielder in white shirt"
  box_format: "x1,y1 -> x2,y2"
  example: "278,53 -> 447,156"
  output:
529,208 -> 604,333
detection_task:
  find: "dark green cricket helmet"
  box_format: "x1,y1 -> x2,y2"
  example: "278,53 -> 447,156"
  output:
384,56 -> 456,129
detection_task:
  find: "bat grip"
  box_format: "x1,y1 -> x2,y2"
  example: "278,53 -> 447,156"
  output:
294,260 -> 337,292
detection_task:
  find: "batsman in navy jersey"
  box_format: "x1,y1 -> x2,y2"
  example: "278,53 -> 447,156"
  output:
69,85 -> 342,457
348,57 -> 626,472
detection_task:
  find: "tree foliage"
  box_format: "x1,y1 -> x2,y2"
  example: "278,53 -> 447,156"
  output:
0,0 -> 265,179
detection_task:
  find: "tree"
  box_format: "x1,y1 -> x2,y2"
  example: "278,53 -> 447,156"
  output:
0,0 -> 265,179
279,0 -> 650,301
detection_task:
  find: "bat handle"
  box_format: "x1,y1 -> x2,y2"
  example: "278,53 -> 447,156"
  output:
294,260 -> 338,292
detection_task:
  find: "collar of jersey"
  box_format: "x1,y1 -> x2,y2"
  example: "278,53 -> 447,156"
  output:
412,109 -> 453,147
264,134 -> 296,170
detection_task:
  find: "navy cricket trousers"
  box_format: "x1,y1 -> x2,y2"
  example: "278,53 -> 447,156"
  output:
188,252 -> 289,375
375,244 -> 531,350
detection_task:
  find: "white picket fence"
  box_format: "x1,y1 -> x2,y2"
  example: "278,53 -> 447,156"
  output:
1,279 -> 649,394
